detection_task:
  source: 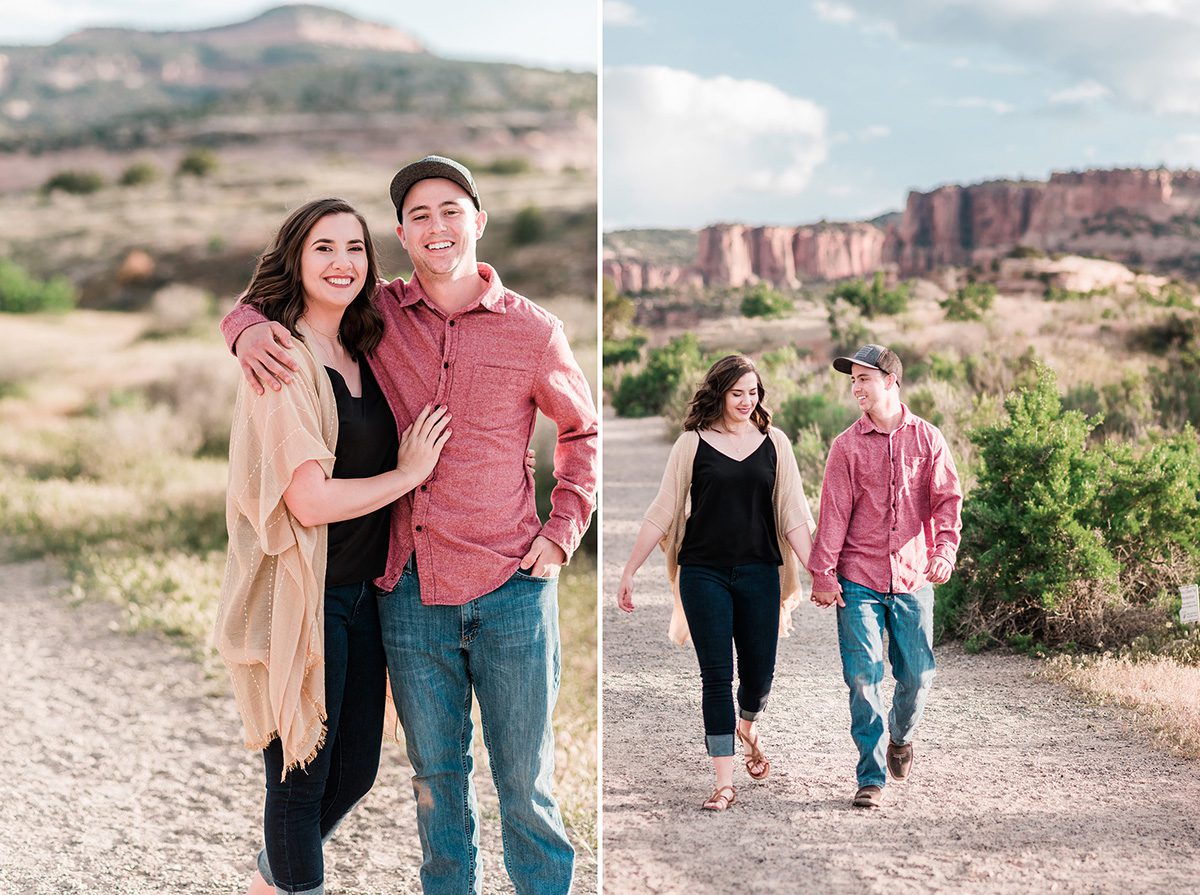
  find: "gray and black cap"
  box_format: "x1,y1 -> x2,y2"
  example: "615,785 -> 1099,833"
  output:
389,155 -> 481,221
832,343 -> 903,382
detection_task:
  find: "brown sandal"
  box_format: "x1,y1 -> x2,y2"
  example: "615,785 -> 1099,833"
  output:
702,785 -> 737,811
736,726 -> 770,780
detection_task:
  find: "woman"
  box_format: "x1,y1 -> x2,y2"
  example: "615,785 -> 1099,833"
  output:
215,197 -> 451,895
616,354 -> 815,811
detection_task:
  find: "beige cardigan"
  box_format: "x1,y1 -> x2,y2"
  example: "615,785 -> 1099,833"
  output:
643,427 -> 815,646
215,340 -> 338,778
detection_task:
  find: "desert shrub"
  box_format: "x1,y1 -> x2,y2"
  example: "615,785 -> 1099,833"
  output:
792,424 -> 830,501
1130,312 -> 1200,354
941,282 -> 996,321
939,366 -> 1198,650
962,346 -> 1040,397
119,161 -> 160,186
512,205 -> 545,245
757,345 -> 813,409
177,149 -> 218,178
1008,245 -> 1045,259
1045,284 -> 1109,302
0,260 -> 77,313
484,156 -> 531,175
612,334 -> 704,418
41,169 -> 105,195
909,351 -> 967,385
830,271 -> 909,318
1151,352 -> 1200,430
602,335 -> 646,366
826,299 -> 875,357
775,391 -> 857,443
740,283 -> 793,319
602,278 -> 646,367
937,367 -> 1120,647
141,359 -> 239,457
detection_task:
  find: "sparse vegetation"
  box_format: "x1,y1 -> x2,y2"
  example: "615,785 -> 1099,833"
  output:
484,156 -> 532,176
740,283 -> 793,319
941,282 -> 996,321
119,161 -> 161,186
512,204 -> 546,245
177,149 -> 218,178
0,261 -> 77,313
41,169 -> 105,195
830,271 -> 909,318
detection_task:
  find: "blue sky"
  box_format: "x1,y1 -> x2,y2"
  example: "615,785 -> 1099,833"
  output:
0,0 -> 597,71
604,0 -> 1200,229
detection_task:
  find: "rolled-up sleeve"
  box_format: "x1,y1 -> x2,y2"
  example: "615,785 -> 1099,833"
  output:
928,430 -> 963,567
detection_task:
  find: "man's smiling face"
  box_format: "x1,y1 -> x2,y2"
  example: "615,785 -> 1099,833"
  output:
397,177 -> 487,281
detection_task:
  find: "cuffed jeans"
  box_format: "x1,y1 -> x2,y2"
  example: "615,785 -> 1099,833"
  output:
678,562 -> 781,757
835,575 -> 936,788
259,580 -> 387,895
378,556 -> 573,895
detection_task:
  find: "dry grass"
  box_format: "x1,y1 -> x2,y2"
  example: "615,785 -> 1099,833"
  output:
1041,654 -> 1200,758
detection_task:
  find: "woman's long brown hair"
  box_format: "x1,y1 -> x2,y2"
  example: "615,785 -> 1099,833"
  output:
242,197 -> 385,356
682,354 -> 772,433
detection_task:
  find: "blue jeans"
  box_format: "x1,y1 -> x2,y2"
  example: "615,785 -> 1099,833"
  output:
378,556 -> 573,895
678,563 -> 780,757
835,576 -> 936,789
259,580 -> 387,895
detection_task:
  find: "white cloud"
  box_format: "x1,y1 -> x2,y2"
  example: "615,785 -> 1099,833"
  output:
604,65 -> 829,226
935,96 -> 1016,114
835,0 -> 1200,116
1048,79 -> 1110,105
813,1 -> 857,24
603,1 -> 644,27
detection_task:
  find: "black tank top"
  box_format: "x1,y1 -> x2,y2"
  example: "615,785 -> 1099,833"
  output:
324,360 -> 398,587
677,434 -> 782,569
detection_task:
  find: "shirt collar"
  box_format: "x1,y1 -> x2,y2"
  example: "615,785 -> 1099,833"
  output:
856,401 -> 914,435
389,262 -> 508,315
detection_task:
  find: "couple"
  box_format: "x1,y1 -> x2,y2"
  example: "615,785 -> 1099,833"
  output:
215,156 -> 597,895
618,345 -> 962,811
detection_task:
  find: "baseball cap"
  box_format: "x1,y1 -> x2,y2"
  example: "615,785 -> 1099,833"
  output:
389,155 -> 481,220
832,344 -> 903,382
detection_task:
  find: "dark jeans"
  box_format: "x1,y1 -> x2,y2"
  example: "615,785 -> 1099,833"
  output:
260,580 -> 387,895
678,562 -> 781,757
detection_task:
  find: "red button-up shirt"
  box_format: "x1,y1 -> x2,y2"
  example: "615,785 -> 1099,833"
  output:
222,264 -> 598,605
807,404 -> 962,595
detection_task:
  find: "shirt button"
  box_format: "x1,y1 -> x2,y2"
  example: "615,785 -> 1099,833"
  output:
420,485 -> 427,491
443,362 -> 449,369
449,320 -> 456,327
415,525 -> 423,532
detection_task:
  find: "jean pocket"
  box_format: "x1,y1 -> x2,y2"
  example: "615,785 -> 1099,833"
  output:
514,567 -> 559,583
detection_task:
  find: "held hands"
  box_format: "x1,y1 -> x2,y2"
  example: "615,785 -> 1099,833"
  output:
520,536 -> 566,579
616,573 -> 635,613
234,321 -> 300,395
811,589 -> 844,609
398,404 -> 451,484
926,556 -> 953,585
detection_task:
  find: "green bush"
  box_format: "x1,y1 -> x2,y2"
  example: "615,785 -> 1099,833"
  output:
177,149 -> 218,178
830,271 -> 909,318
0,260 -> 77,313
740,283 -> 793,319
483,156 -> 531,176
1152,351 -> 1200,430
937,367 -> 1119,647
119,161 -> 160,186
775,391 -> 857,443
41,169 -> 105,195
792,424 -> 830,499
511,205 -> 545,245
941,282 -> 996,321
826,300 -> 875,358
602,335 -> 646,366
602,277 -> 636,339
612,334 -> 704,418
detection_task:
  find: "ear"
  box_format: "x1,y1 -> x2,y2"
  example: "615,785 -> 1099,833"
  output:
395,223 -> 408,251
474,209 -> 487,240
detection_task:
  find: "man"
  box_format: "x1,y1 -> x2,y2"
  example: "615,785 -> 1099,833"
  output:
808,344 -> 962,810
222,156 -> 597,894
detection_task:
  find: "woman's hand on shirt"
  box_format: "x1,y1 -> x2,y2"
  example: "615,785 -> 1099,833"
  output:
397,404 -> 451,485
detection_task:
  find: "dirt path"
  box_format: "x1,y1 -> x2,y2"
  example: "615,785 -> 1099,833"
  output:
0,559 -> 596,894
601,412 -> 1200,894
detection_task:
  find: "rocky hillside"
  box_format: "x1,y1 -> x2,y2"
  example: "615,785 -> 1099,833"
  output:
0,4 -> 594,154
605,168 -> 1200,292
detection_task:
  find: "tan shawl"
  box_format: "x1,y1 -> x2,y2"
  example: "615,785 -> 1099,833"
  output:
216,340 -> 337,779
643,427 -> 815,646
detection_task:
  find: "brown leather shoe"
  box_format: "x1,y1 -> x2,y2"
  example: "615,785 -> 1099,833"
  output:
887,741 -> 914,781
852,785 -> 883,808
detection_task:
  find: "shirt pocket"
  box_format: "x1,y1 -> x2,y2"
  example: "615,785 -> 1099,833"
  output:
461,364 -> 532,431
900,456 -> 929,496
